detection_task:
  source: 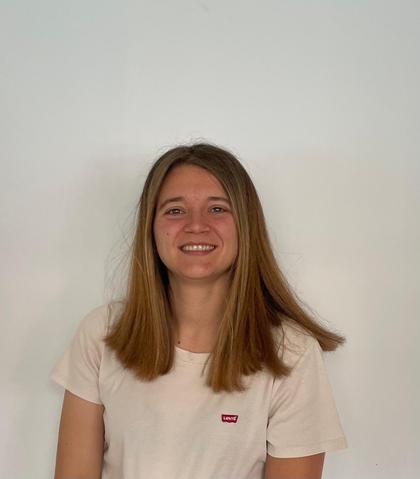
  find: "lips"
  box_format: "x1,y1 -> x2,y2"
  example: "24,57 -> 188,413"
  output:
179,243 -> 218,253
179,242 -> 217,248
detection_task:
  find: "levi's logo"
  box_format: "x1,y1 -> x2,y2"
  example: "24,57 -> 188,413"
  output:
221,414 -> 239,423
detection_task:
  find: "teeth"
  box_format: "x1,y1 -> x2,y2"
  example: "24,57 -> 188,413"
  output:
182,244 -> 215,251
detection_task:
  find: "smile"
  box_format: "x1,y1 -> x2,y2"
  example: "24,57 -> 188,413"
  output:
180,244 -> 217,252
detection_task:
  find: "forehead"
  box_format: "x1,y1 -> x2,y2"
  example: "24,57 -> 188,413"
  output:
158,164 -> 225,196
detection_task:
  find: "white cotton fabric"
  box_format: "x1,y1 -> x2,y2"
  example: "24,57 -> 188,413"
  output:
50,303 -> 348,479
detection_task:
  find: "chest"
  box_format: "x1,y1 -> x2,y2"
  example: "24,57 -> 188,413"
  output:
99,351 -> 272,450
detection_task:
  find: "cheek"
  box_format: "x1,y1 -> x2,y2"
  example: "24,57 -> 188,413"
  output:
225,219 -> 238,240
154,221 -> 177,245
216,220 -> 238,247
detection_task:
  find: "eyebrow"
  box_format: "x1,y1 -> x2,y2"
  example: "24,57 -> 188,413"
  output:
157,196 -> 231,211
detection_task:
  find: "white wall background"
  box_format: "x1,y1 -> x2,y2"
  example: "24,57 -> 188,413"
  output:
1,1 -> 419,478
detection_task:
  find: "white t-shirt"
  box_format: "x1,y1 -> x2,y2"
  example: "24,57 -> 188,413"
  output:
50,302 -> 348,479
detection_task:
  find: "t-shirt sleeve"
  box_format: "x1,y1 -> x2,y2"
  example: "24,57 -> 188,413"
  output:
266,333 -> 348,458
49,305 -> 108,405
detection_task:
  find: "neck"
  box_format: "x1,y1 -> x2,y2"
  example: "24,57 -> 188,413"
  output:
168,275 -> 230,349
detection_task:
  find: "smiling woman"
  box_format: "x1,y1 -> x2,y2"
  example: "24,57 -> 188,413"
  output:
50,142 -> 348,479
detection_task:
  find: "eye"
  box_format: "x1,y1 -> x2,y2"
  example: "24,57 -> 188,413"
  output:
165,208 -> 183,215
211,206 -> 227,213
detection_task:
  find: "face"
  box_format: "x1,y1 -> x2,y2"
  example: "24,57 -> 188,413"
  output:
153,164 -> 238,285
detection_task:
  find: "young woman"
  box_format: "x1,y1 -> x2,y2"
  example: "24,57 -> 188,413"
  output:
50,143 -> 348,479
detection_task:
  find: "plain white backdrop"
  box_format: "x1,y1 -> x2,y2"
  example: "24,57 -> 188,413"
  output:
1,1 -> 419,478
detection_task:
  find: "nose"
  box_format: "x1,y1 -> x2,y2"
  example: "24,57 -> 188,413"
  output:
183,210 -> 210,233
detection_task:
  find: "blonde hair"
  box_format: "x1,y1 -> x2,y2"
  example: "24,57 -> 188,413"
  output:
104,142 -> 346,392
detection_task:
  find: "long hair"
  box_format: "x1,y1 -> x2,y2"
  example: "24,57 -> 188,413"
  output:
104,142 -> 346,393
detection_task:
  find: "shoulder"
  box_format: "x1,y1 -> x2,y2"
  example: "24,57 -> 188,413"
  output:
77,301 -> 125,340
273,318 -> 320,369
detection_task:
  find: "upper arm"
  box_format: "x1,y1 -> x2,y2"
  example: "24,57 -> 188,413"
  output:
53,390 -> 105,479
264,452 -> 325,479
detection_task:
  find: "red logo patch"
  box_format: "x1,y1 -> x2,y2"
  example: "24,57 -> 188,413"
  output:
221,414 -> 239,423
